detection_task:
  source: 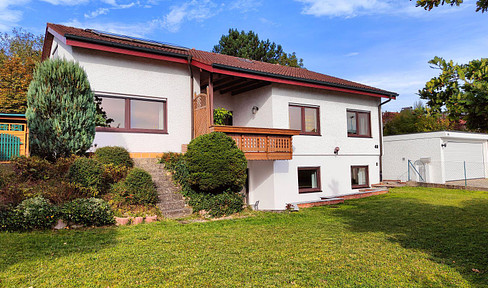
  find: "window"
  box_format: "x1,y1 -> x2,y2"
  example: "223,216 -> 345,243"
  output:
289,104 -> 320,135
351,166 -> 369,189
96,96 -> 167,133
298,167 -> 321,193
347,110 -> 371,137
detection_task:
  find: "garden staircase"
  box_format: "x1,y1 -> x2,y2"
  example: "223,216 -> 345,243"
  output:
133,158 -> 192,218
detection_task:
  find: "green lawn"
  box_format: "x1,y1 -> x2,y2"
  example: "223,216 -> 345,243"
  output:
1,187 -> 487,287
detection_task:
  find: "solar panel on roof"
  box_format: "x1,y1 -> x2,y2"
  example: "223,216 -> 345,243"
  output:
85,29 -> 189,52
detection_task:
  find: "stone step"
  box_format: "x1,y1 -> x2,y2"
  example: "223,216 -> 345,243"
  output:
132,158 -> 192,219
158,193 -> 185,202
161,208 -> 193,218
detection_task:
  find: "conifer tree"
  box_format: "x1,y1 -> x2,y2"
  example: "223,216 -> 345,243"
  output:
26,59 -> 97,160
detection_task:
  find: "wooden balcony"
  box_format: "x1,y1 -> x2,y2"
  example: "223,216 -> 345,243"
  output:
210,126 -> 300,160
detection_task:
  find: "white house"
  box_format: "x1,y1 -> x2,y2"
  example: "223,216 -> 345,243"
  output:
383,131 -> 488,184
42,23 -> 398,210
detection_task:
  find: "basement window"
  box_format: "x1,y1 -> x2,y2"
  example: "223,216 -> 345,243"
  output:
298,167 -> 321,193
351,166 -> 369,189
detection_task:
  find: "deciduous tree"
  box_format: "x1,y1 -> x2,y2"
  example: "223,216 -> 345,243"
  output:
414,0 -> 488,13
419,57 -> 488,132
0,28 -> 42,114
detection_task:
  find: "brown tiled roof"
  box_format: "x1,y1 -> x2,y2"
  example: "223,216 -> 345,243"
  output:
46,23 -> 397,97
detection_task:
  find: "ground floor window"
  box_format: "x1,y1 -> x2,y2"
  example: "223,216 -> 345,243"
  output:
96,95 -> 167,133
298,167 -> 321,193
351,166 -> 369,189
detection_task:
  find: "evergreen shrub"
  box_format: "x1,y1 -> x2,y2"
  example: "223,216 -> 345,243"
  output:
62,198 -> 115,227
94,146 -> 134,168
68,158 -> 104,195
185,132 -> 247,194
26,58 -> 97,160
117,168 -> 158,205
15,196 -> 58,230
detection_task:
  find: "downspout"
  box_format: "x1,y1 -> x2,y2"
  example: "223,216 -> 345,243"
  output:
378,96 -> 392,182
187,55 -> 194,139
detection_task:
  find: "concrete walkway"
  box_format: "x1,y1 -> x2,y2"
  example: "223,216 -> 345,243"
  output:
446,178 -> 488,188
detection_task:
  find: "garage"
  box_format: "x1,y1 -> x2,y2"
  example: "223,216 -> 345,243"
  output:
444,141 -> 485,181
383,131 -> 488,184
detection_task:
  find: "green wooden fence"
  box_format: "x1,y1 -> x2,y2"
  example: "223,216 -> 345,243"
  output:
0,133 -> 23,161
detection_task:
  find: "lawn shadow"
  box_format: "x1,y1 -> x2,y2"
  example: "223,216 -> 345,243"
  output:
0,227 -> 118,272
332,195 -> 488,286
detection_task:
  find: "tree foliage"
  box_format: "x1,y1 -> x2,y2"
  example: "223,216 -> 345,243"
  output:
213,29 -> 304,68
0,28 -> 43,114
185,132 -> 247,194
418,57 -> 488,132
414,0 -> 488,13
26,59 -> 97,160
383,102 -> 455,136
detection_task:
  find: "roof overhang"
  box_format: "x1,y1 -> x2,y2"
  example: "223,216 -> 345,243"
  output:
205,62 -> 398,99
42,26 -> 398,99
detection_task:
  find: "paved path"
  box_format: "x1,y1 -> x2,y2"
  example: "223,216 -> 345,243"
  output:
446,178 -> 488,188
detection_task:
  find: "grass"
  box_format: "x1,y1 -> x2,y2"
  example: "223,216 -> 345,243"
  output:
1,187 -> 487,287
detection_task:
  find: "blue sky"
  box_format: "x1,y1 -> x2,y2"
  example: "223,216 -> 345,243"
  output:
1,0 -> 487,111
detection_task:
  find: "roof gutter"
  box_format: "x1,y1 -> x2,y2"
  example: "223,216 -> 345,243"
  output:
64,34 -> 189,60
212,63 -> 398,98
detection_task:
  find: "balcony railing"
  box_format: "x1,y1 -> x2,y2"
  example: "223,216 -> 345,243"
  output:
210,126 -> 300,160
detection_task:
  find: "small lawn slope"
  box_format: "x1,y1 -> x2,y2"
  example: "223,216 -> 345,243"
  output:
1,187 -> 487,287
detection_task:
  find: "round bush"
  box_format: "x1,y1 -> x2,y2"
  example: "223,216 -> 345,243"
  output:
68,158 -> 104,194
122,168 -> 158,205
185,132 -> 247,194
63,198 -> 115,227
94,146 -> 134,168
189,191 -> 244,217
16,196 -> 58,230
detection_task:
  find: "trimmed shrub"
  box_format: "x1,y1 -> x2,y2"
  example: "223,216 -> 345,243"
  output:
68,157 -> 104,195
26,58 -> 97,160
185,132 -> 247,194
116,168 -> 158,205
190,191 -> 244,217
16,196 -> 58,230
103,163 -> 131,184
94,146 -> 134,168
62,198 -> 115,227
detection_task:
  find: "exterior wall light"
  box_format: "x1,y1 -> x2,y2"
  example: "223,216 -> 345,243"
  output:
251,106 -> 259,114
334,147 -> 340,155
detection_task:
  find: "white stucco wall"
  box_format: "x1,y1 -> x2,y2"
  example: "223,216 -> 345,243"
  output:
50,38 -> 196,153
383,131 -> 488,183
241,84 -> 383,210
213,86 -> 273,128
383,136 -> 443,183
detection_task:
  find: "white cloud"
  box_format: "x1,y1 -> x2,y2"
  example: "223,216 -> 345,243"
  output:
162,0 -> 217,32
84,1 -> 139,19
345,52 -> 359,57
40,0 -> 89,5
296,0 -> 389,17
295,0 -> 467,18
84,8 -> 110,18
0,0 -> 29,31
228,0 -> 261,12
